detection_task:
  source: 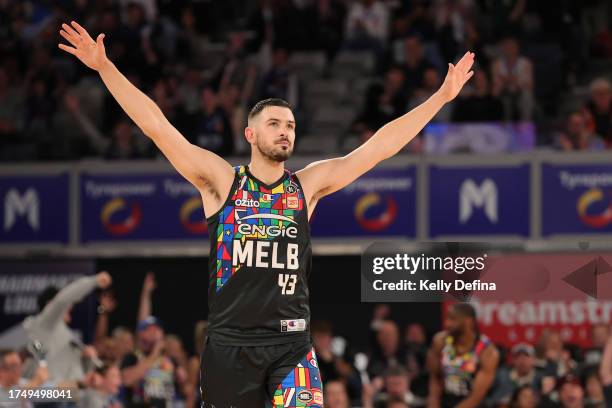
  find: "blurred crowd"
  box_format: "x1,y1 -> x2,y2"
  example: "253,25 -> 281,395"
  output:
0,0 -> 611,161
1,273 -> 611,408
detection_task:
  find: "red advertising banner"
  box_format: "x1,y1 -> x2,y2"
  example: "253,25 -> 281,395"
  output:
442,252 -> 612,348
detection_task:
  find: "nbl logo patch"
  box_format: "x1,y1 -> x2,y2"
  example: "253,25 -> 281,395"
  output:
296,390 -> 313,403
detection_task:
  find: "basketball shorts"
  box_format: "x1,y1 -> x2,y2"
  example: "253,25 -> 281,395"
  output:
200,337 -> 323,407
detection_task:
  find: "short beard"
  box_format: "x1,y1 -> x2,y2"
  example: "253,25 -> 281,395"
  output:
256,139 -> 293,162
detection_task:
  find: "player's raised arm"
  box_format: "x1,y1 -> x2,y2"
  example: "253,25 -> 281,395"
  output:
297,52 -> 475,210
58,21 -> 234,198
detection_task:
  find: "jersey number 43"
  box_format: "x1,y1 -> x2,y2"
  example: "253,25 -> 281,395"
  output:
278,274 -> 297,295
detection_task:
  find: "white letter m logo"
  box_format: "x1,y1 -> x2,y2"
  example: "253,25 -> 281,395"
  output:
459,179 -> 497,223
4,189 -> 39,231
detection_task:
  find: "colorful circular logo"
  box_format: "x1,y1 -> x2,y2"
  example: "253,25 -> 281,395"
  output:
180,197 -> 207,234
577,188 -> 612,228
354,193 -> 398,231
101,197 -> 142,235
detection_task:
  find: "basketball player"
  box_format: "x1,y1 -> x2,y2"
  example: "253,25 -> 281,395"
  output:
58,21 -> 475,407
427,303 -> 499,408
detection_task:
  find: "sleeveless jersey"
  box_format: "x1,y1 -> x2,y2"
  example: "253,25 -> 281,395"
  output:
441,333 -> 491,407
206,165 -> 312,345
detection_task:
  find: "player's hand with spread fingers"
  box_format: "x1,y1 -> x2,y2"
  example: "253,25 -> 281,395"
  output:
438,51 -> 476,103
58,21 -> 108,71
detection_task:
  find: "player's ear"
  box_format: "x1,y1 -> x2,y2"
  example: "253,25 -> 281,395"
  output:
244,126 -> 255,144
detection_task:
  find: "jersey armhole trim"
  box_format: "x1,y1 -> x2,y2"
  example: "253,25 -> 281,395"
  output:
292,172 -> 311,228
205,169 -> 241,224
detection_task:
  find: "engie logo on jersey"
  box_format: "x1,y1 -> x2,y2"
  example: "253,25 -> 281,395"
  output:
280,319 -> 306,332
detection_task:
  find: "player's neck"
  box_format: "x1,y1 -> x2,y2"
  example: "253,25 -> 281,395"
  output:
455,330 -> 476,350
248,158 -> 285,185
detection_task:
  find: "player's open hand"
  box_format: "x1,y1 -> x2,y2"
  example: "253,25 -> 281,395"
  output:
58,21 -> 107,71
439,51 -> 475,102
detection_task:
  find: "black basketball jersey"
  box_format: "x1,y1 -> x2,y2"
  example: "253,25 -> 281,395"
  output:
206,165 -> 312,345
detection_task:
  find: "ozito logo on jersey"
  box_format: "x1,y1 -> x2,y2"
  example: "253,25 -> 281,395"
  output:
234,198 -> 260,207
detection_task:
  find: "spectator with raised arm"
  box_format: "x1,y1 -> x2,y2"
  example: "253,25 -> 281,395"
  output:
22,272 -> 112,382
120,273 -> 183,406
94,290 -> 118,349
557,111 -> 605,151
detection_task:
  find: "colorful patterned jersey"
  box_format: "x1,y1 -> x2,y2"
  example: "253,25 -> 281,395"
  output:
441,333 -> 491,406
206,165 -> 311,345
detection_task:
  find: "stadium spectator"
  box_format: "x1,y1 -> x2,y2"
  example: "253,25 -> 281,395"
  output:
510,384 -> 539,408
0,349 -> 48,408
344,0 -> 389,56
164,334 -> 189,406
368,320 -> 407,379
368,365 -> 415,408
0,67 -> 26,160
403,323 -> 428,401
583,324 -> 610,370
188,86 -> 234,156
112,327 -> 135,362
309,0 -> 346,60
311,319 -> 361,401
352,66 -> 424,147
78,363 -> 122,408
120,316 -> 176,407
65,92 -> 150,159
409,66 -> 452,122
23,272 -> 112,382
324,379 -> 352,408
218,84 -> 250,154
557,111 -> 605,151
583,369 -> 605,408
403,322 -> 427,372
121,273 -> 182,407
397,35 -> 436,96
485,0 -> 526,40
600,332 -> 612,406
491,343 -> 544,405
583,78 -> 612,145
186,320 -> 208,408
214,32 -> 257,97
452,70 -> 504,122
540,374 -> 586,408
491,35 -> 534,121
258,47 -> 299,109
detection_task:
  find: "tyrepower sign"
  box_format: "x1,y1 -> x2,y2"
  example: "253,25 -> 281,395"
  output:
443,252 -> 612,348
